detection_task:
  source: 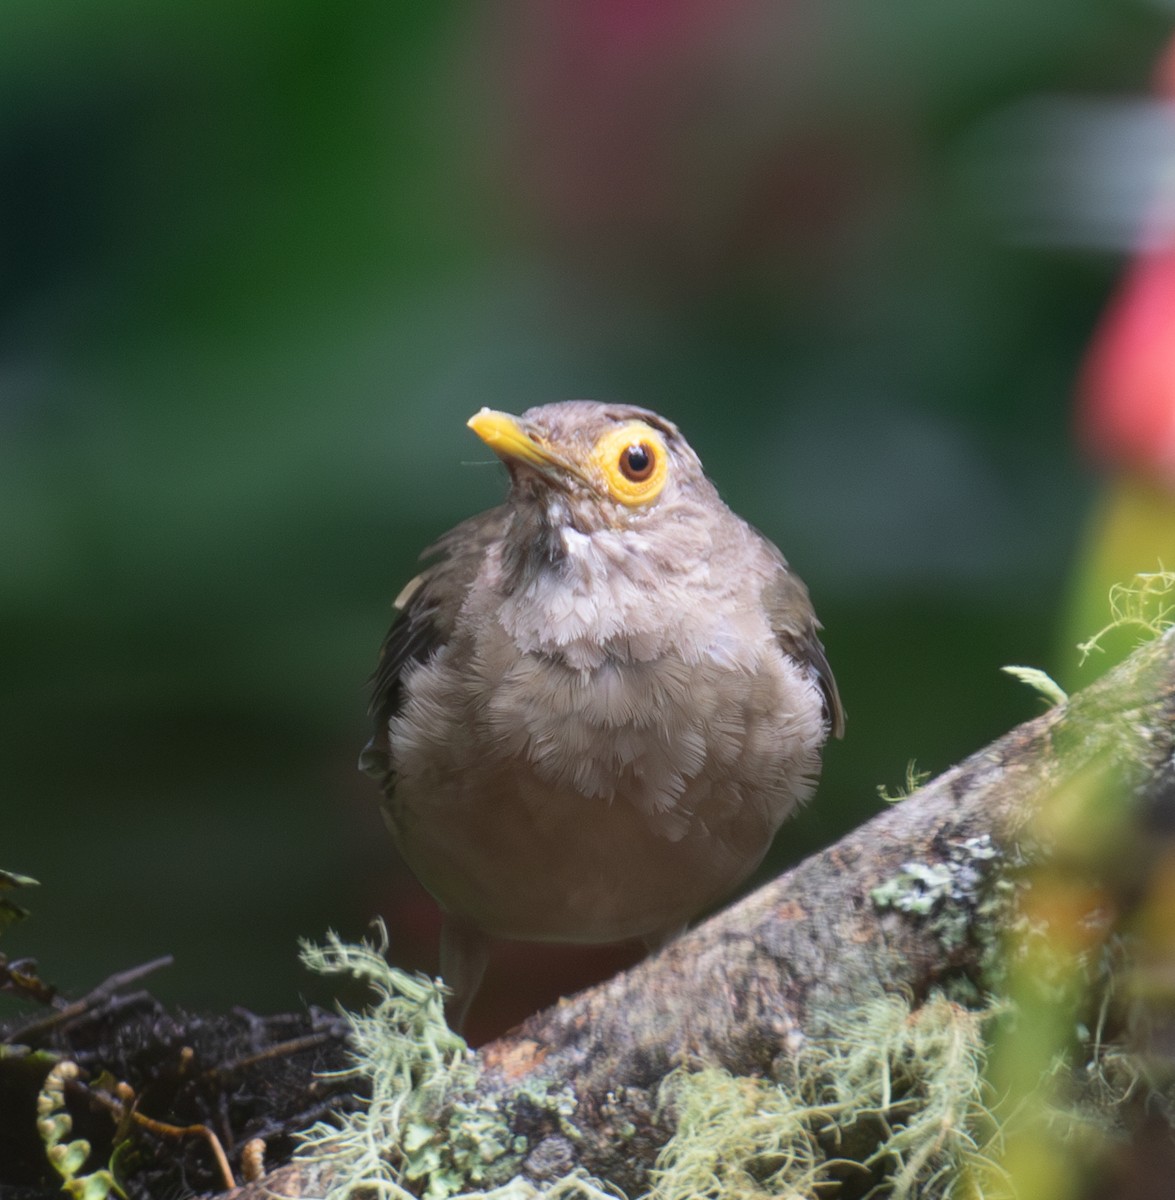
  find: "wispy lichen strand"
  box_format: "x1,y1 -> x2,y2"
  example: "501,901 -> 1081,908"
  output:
650,994 -> 997,1200
1077,568 -> 1174,662
294,924 -> 473,1200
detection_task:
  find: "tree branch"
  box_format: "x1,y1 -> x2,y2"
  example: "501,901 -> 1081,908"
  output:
224,628 -> 1175,1198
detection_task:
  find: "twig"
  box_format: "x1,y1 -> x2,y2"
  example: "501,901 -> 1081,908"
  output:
3,957 -> 173,1046
75,1078 -> 237,1192
213,1032 -> 341,1076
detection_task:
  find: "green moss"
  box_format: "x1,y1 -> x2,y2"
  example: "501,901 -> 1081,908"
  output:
1001,665 -> 1068,707
876,760 -> 931,805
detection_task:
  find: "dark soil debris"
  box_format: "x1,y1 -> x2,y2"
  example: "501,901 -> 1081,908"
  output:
0,954 -> 362,1199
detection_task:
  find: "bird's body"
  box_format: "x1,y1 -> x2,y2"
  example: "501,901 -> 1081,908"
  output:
362,402 -> 842,1025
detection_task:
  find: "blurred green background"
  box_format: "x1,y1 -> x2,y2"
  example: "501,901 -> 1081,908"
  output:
2,0 -> 1171,1033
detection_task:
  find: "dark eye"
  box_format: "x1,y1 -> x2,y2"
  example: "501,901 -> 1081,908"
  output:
619,442 -> 655,482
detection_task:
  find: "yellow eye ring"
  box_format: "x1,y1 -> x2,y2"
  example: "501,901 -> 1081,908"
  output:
589,422 -> 670,506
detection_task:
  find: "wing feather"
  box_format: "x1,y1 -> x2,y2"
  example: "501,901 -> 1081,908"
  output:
758,547 -> 845,740
360,507 -> 509,785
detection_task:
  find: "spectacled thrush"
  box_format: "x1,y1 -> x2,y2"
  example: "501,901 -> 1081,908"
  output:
361,402 -> 843,1028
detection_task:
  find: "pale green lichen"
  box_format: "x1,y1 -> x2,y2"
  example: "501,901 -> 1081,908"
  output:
871,834 -> 1001,956
411,1097 -> 526,1198
408,1077 -> 583,1197
1077,568 -> 1175,663
650,993 -> 998,1200
870,835 -> 1014,1008
294,926 -> 610,1200
295,924 -> 477,1200
294,926 -> 1163,1200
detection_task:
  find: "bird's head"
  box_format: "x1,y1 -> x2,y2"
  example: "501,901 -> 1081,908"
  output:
467,400 -> 731,656
468,400 -> 712,539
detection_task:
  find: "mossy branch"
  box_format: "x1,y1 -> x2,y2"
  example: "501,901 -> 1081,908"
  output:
217,627 -> 1175,1200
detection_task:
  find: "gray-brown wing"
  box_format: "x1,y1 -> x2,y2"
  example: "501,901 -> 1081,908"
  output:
359,507 -> 510,786
760,553 -> 845,740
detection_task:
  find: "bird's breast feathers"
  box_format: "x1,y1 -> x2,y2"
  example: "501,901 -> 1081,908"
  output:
388,580 -> 827,838
383,617 -> 827,940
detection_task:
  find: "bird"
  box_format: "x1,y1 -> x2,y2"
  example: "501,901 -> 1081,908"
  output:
360,401 -> 843,1029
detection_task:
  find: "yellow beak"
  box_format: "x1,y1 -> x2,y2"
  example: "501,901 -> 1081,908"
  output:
467,408 -> 577,478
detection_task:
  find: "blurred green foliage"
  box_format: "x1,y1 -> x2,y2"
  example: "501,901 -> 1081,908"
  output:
0,1 -> 1170,1014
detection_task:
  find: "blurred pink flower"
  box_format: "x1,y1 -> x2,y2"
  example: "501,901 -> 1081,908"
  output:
1078,245 -> 1175,484
1077,39 -> 1175,487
